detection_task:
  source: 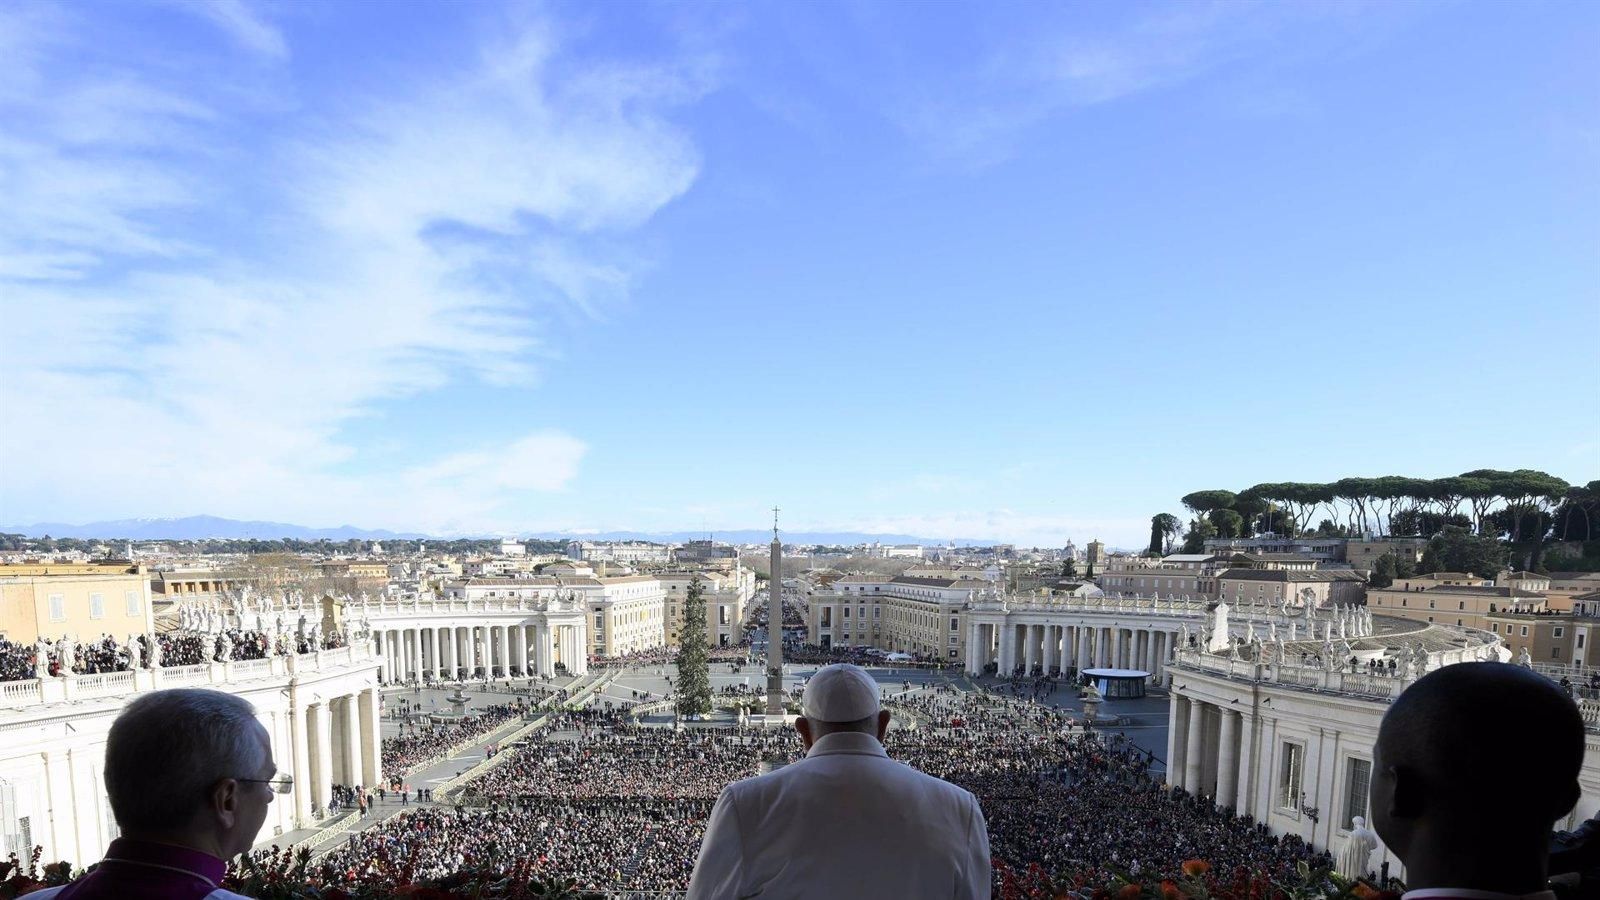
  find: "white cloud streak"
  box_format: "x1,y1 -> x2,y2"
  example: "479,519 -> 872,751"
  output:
172,0 -> 288,59
0,6 -> 702,532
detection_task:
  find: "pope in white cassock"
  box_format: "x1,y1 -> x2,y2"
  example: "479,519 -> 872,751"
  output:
686,664 -> 991,900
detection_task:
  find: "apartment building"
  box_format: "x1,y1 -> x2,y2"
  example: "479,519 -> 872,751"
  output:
0,562 -> 155,643
1366,573 -> 1543,632
806,575 -> 982,660
659,567 -> 757,648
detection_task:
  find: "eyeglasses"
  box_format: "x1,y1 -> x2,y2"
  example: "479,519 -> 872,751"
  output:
237,774 -> 294,794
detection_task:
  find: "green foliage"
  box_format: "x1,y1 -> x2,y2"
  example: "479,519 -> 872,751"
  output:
675,575 -> 713,717
1149,513 -> 1182,555
1207,508 -> 1245,539
1419,526 -> 1508,580
1181,517 -> 1218,553
1370,552 -> 1397,588
1059,558 -> 1078,578
1181,490 -> 1237,515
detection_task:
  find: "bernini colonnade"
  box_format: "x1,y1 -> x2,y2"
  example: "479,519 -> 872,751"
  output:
0,645 -> 382,867
363,594 -> 590,683
964,594 -> 1208,679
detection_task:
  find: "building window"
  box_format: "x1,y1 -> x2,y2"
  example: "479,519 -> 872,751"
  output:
89,593 -> 105,619
1279,743 -> 1305,810
1522,626 -> 1529,637
124,591 -> 140,617
49,594 -> 65,622
950,617 -> 959,631
1554,647 -> 1563,659
1579,633 -> 1586,649
1344,758 -> 1372,829
594,615 -> 604,630
1554,627 -> 1565,638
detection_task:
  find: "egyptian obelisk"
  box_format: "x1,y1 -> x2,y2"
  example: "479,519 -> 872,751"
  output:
766,506 -> 785,716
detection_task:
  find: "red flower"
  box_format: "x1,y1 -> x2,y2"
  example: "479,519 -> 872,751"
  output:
1160,880 -> 1182,900
1117,884 -> 1143,900
1180,858 -> 1210,877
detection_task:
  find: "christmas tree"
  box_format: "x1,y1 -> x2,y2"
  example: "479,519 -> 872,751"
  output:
675,575 -> 712,717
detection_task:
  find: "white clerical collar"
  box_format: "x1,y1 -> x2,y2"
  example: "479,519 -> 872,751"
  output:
1403,889 -> 1556,900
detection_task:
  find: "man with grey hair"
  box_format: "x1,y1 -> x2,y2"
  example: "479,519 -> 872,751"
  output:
687,664 -> 990,900
31,688 -> 283,900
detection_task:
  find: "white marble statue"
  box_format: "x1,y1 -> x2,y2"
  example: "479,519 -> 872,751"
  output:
216,632 -> 234,662
1338,816 -> 1379,877
1517,647 -> 1533,668
1268,621 -> 1278,643
1245,620 -> 1256,644
58,634 -> 76,675
148,633 -> 162,668
1178,623 -> 1192,650
1412,642 -> 1430,676
1288,621 -> 1298,642
33,637 -> 51,678
126,635 -> 142,669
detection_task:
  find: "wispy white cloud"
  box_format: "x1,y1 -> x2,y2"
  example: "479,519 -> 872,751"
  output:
892,0 -> 1415,165
171,0 -> 288,60
0,5 -> 704,532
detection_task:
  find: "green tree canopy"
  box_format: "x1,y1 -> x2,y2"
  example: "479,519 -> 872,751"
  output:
1419,526 -> 1508,580
675,576 -> 713,717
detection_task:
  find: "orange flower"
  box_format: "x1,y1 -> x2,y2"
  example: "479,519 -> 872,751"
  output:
1180,858 -> 1210,877
1161,880 -> 1182,900
1118,884 -> 1143,900
1352,884 -> 1380,900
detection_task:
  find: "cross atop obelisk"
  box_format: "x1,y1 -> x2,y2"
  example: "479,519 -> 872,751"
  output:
766,505 -> 785,716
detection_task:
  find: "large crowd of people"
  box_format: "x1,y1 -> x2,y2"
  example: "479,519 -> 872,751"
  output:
303,682 -> 1331,895
0,628 -> 354,681
381,701 -> 525,774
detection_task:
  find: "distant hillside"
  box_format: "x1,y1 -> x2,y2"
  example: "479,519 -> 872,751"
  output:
1,515 -> 426,541
0,516 -> 992,546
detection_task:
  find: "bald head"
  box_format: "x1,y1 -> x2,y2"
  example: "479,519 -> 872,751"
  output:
1371,662 -> 1584,891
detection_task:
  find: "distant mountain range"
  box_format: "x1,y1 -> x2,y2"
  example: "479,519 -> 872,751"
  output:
0,515 -> 992,547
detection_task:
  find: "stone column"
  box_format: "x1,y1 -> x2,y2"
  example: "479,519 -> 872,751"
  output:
310,702 -> 333,815
1042,625 -> 1058,673
1168,693 -> 1189,790
497,625 -> 509,676
409,629 -> 423,682
535,624 -> 552,677
435,627 -> 447,680
997,623 -> 1015,675
341,694 -> 361,789
1023,625 -> 1039,673
291,701 -> 312,821
1076,626 -> 1090,673
1184,699 -> 1205,795
359,688 -> 382,790
1217,708 -> 1240,809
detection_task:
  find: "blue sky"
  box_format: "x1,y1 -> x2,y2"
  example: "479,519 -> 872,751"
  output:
1,0 -> 1596,546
